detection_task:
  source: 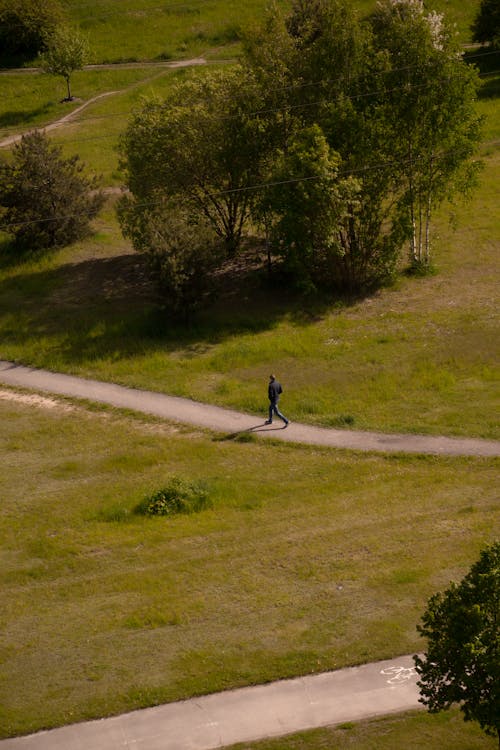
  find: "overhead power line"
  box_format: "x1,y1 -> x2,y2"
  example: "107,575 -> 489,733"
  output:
0,139 -> 498,233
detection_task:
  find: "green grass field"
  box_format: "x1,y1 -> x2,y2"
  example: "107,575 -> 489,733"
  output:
226,709 -> 497,749
0,395 -> 497,737
62,0 -> 482,64
0,0 -> 498,745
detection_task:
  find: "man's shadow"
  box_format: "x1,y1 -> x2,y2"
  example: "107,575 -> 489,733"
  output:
216,422 -> 288,442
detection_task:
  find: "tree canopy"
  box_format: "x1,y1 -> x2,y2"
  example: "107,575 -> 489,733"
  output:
0,0 -> 64,63
0,131 -> 104,252
414,541 -> 500,745
472,0 -> 500,48
118,0 -> 483,308
41,26 -> 89,101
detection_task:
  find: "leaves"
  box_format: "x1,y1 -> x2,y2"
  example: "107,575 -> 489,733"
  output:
0,130 -> 104,251
414,541 -> 500,741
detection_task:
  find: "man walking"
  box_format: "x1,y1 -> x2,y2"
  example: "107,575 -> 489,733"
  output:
265,374 -> 289,426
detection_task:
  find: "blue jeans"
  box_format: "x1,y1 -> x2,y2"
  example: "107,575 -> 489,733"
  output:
269,401 -> 288,423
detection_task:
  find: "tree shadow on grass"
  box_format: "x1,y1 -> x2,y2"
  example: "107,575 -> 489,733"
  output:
0,248 -> 364,366
0,103 -> 53,130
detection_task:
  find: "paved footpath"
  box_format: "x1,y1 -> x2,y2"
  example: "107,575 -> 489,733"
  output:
0,363 -> 494,748
0,655 -> 421,750
1,361 -> 499,457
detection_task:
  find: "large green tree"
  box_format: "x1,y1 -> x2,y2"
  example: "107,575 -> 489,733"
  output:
369,0 -> 483,268
243,0 -> 482,285
472,0 -> 500,48
0,131 -> 104,251
119,68 -> 268,257
243,0 -> 407,289
414,541 -> 500,746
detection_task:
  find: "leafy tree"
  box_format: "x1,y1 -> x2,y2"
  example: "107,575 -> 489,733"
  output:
119,67 -> 268,257
243,0 -> 405,290
118,199 -> 222,319
0,131 -> 104,251
369,0 -> 483,269
472,0 -> 500,48
414,541 -> 500,746
243,0 -> 482,285
41,26 -> 89,101
0,0 -> 64,62
257,124 -> 361,291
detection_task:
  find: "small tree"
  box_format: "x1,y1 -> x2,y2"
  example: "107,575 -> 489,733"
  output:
257,124 -> 361,291
414,541 -> 500,746
0,0 -> 64,62
0,131 -> 104,251
41,26 -> 89,101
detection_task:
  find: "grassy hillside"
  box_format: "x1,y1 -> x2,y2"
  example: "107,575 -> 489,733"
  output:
61,0 -> 481,64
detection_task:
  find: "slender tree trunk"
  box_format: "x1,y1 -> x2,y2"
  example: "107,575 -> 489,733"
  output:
65,76 -> 71,101
425,190 -> 432,264
407,142 -> 417,263
418,200 -> 423,264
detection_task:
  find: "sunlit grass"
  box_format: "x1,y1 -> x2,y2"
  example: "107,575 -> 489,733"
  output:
225,708 -> 497,749
0,397 -> 497,737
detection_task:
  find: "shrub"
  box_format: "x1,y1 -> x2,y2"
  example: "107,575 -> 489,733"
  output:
135,477 -> 212,517
0,131 -> 104,252
0,0 -> 64,62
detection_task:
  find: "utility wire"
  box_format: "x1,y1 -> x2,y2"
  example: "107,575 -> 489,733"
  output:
1,139 -> 498,233
2,65 -> 496,148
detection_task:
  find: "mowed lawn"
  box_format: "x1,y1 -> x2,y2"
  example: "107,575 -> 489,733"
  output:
0,0 -> 498,745
226,709 -> 498,749
0,395 -> 497,737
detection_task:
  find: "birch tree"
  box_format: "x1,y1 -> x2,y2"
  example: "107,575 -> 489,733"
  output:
370,0 -> 483,269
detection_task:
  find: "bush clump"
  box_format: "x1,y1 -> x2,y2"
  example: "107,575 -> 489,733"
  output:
135,477 -> 212,517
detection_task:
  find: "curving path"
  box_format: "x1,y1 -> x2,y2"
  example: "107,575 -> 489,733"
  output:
0,57 -> 207,149
1,360 -> 498,457
0,654 -> 422,750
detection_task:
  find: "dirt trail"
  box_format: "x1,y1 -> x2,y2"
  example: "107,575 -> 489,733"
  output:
0,57 -> 207,149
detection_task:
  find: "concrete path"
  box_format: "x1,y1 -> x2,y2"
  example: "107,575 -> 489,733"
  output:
0,655 -> 422,749
1,360 -> 499,457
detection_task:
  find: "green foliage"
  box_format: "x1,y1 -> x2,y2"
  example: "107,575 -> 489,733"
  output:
41,25 -> 90,101
135,477 -> 212,517
414,541 -> 500,743
0,131 -> 104,252
119,68 -> 267,256
0,0 -> 64,62
118,199 -> 222,318
242,0 -> 483,289
472,0 -> 500,48
258,124 -> 361,291
369,0 -> 483,266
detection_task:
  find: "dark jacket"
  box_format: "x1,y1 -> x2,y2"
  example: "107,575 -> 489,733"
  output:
268,380 -> 283,403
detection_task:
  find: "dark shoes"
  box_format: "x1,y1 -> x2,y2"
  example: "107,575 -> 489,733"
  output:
265,419 -> 272,425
